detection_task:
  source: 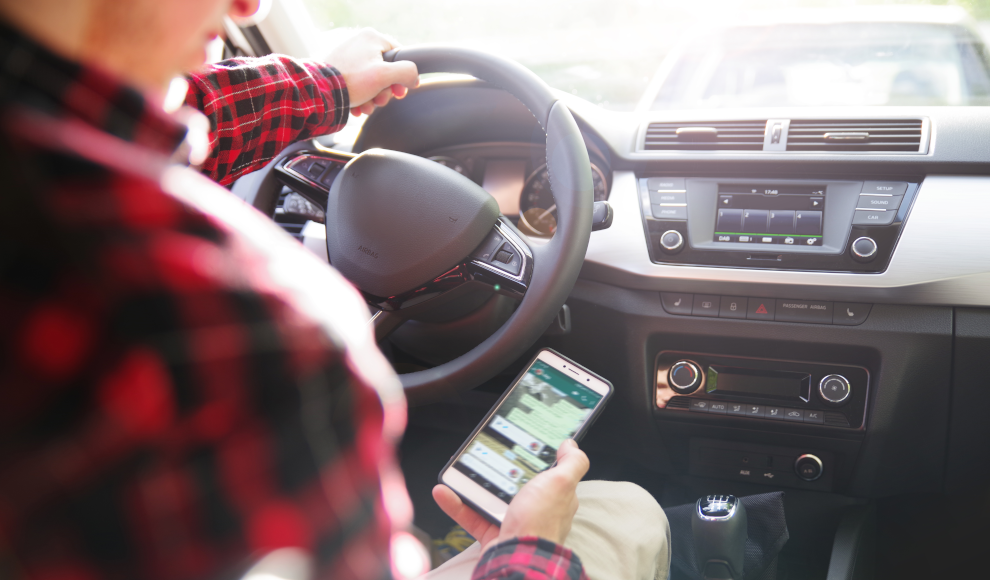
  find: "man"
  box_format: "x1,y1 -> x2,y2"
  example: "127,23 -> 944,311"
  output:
0,1 -> 668,579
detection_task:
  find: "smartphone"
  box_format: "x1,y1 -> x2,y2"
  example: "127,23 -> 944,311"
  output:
439,348 -> 613,523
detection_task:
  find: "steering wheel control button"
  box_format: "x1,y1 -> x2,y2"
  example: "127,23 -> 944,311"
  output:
653,205 -> 687,220
795,454 -> 824,481
692,295 -> 721,317
669,361 -> 703,394
820,375 -> 851,405
718,296 -> 748,319
774,299 -> 833,324
850,236 -> 879,261
832,302 -> 872,325
659,230 -> 685,253
862,181 -> 908,196
803,410 -> 825,424
689,399 -> 711,413
490,243 -> 521,275
661,292 -> 694,315
746,298 -> 776,321
852,210 -> 896,226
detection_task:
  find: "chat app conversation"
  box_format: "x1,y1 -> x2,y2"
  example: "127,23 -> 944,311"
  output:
453,360 -> 603,501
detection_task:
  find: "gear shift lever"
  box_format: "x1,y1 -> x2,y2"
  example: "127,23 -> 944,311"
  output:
691,495 -> 748,579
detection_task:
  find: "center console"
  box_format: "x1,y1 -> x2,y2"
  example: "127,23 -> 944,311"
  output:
639,177 -> 918,272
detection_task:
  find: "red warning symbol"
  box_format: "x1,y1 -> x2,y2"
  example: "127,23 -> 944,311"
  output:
755,304 -> 768,314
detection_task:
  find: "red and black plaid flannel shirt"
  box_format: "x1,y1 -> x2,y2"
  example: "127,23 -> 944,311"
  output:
0,21 -> 585,580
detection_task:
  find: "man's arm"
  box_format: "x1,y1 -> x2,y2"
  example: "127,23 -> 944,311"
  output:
185,29 -> 419,187
185,54 -> 349,186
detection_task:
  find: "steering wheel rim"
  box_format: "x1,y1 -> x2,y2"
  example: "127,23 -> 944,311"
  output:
245,46 -> 593,402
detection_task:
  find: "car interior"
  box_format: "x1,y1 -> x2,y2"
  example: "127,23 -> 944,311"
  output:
225,2 -> 990,579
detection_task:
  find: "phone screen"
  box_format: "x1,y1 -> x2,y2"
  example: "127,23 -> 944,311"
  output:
450,358 -> 605,501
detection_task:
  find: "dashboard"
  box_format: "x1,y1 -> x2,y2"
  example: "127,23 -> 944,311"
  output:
271,77 -> 990,502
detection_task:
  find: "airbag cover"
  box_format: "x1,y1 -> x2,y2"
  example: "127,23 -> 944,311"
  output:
326,148 -> 499,298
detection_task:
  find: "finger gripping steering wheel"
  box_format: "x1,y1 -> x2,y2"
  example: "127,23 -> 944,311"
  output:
252,46 -> 593,402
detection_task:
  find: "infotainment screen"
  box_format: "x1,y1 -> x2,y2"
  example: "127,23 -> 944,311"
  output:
714,184 -> 825,246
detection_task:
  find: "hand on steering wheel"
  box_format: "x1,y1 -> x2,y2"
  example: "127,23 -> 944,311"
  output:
247,46 -> 595,402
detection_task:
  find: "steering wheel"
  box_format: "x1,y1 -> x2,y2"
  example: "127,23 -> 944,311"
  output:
243,46 -> 593,402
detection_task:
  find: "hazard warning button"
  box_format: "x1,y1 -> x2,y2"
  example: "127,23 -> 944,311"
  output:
746,298 -> 776,321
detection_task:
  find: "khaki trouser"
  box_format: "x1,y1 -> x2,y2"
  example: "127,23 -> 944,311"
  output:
421,480 -> 671,580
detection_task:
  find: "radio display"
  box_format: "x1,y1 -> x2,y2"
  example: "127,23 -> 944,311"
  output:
714,184 -> 825,246
707,366 -> 811,401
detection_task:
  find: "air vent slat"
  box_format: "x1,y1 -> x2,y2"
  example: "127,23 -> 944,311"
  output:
786,119 -> 923,153
644,120 -> 767,151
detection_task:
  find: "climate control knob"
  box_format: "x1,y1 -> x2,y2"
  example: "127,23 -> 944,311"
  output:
795,454 -> 823,481
668,360 -> 703,394
819,374 -> 851,405
660,230 -> 684,253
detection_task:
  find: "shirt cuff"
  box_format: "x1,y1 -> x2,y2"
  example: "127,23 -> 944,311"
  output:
472,536 -> 586,580
299,60 -> 350,133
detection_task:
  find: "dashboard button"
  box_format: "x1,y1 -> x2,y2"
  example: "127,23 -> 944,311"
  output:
652,204 -> 687,220
764,406 -> 785,420
851,236 -> 878,261
795,211 -> 823,235
719,195 -> 733,207
856,194 -> 903,210
809,197 -> 823,209
852,210 -> 896,226
689,399 -> 711,413
661,292 -> 694,315
862,181 -> 908,196
742,209 -> 769,233
692,295 -> 721,317
651,191 -> 686,205
783,408 -> 805,422
648,177 -> 686,191
775,299 -> 833,324
719,296 -> 748,319
769,210 -> 796,234
708,402 -> 728,415
745,404 -> 765,417
803,410 -> 825,424
716,208 -> 743,232
660,230 -> 685,253
795,454 -> 824,481
669,361 -> 703,394
746,298 -> 776,321
726,402 -> 748,416
833,302 -> 872,325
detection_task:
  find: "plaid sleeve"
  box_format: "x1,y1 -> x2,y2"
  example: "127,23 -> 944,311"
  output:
185,55 -> 350,186
472,537 -> 588,580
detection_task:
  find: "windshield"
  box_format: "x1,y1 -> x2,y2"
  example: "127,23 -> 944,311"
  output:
650,22 -> 990,109
299,1 -> 990,110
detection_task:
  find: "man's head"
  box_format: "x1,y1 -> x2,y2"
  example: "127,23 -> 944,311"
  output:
0,0 -> 262,92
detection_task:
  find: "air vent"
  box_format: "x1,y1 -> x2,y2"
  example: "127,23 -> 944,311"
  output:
786,119 -> 923,152
644,121 -> 767,151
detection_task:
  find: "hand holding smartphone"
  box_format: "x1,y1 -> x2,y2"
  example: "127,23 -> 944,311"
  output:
438,349 -> 613,526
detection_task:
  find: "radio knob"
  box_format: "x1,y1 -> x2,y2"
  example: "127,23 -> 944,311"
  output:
819,374 -> 851,405
660,230 -> 684,253
668,360 -> 703,394
850,236 -> 877,262
795,454 -> 823,481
